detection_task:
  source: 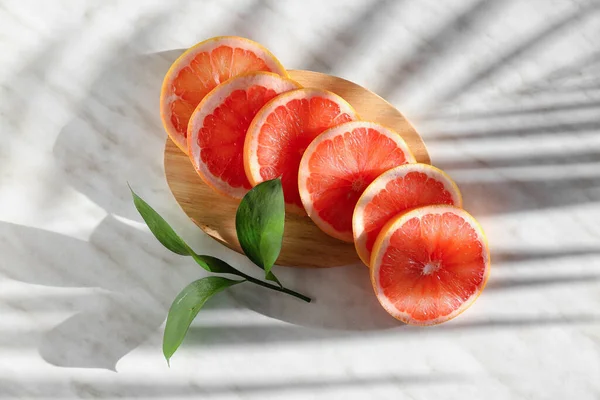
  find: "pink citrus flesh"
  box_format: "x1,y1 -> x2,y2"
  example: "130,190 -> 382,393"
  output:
160,36 -> 288,153
187,72 -> 300,198
353,163 -> 462,266
244,88 -> 358,213
298,121 -> 416,241
371,205 -> 490,325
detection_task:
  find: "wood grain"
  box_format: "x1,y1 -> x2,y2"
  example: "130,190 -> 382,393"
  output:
164,70 -> 430,268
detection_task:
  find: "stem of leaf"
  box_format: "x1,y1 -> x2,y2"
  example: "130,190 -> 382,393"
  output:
236,271 -> 311,303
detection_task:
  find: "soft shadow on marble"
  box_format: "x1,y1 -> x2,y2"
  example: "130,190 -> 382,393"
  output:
3,0 -> 599,377
0,373 -> 465,398
0,217 -> 196,370
37,48 -> 400,369
53,50 -> 183,220
2,1 -> 600,398
228,264 -> 398,330
44,40 -> 600,368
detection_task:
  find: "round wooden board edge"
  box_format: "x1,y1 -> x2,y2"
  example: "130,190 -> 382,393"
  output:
163,69 -> 431,268
287,69 -> 430,165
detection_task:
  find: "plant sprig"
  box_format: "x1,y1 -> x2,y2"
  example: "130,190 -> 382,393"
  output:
130,179 -> 310,364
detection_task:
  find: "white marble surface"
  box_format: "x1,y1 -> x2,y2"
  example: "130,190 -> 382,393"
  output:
1,0 -> 600,398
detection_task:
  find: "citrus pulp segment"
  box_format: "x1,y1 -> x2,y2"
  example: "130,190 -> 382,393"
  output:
187,72 -> 300,198
244,88 -> 359,213
370,205 -> 490,325
298,121 -> 416,242
160,36 -> 288,154
353,163 -> 462,266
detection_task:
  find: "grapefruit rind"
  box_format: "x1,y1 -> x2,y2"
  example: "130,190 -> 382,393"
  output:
298,121 -> 417,242
370,205 -> 491,326
353,163 -> 463,266
187,71 -> 300,198
160,36 -> 289,154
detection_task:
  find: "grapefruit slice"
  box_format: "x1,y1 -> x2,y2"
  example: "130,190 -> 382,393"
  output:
187,72 -> 300,198
160,36 -> 288,154
298,121 -> 416,242
244,88 -> 359,213
371,205 -> 490,325
353,164 -> 462,266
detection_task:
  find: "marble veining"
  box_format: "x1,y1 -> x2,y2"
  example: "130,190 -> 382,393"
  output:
1,0 -> 600,398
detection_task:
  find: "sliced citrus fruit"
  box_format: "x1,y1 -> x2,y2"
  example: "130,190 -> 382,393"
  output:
353,164 -> 462,266
371,205 -> 490,325
161,36 -> 288,154
244,88 -> 359,213
187,72 -> 300,198
298,121 -> 416,242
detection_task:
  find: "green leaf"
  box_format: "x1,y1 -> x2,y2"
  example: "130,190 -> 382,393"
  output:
235,179 -> 285,283
265,271 -> 281,287
130,185 -> 241,276
189,253 -> 241,276
163,276 -> 243,364
130,185 -> 189,255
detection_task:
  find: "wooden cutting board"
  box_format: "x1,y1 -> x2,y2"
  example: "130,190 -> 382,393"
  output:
164,70 -> 430,268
